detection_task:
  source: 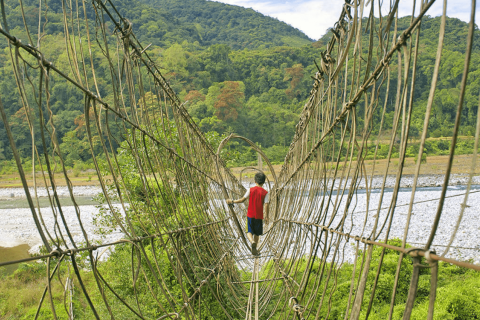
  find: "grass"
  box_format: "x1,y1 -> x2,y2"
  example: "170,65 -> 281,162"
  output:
2,241 -> 479,319
0,261 -> 90,319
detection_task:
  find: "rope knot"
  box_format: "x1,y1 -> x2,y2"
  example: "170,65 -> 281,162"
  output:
86,91 -> 97,100
424,250 -> 437,265
289,296 -> 298,307
121,18 -> 134,40
10,36 -> 21,47
397,32 -> 408,47
381,57 -> 390,67
404,247 -> 423,256
289,297 -> 304,314
50,248 -> 61,257
42,58 -> 53,68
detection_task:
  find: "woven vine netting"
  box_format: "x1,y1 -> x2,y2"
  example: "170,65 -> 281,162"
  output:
0,0 -> 479,319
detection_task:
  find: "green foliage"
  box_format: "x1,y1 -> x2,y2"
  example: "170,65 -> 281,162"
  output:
0,259 -> 74,319
264,145 -> 290,164
264,240 -> 480,320
143,0 -> 312,49
2,237 -> 480,319
409,271 -> 480,319
88,120 -> 242,319
1,0 -> 479,170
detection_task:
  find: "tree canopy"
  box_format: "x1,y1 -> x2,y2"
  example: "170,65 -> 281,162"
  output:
0,0 -> 479,166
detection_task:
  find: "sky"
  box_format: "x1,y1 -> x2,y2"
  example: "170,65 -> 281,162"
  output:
214,0 -> 479,40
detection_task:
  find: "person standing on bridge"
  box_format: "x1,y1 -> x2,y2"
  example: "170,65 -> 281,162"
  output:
227,172 -> 269,255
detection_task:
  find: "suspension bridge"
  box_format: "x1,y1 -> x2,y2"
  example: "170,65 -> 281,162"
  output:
0,0 -> 479,318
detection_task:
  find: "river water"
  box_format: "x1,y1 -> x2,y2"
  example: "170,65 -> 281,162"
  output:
0,196 -> 101,209
0,245 -> 31,275
1,184 -> 480,274
0,190 -> 121,274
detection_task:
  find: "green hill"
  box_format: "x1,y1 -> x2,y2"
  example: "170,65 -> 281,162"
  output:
0,0 -> 479,168
0,0 -> 312,50
141,0 -> 313,49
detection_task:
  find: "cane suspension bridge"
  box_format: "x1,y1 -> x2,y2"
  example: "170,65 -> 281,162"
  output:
0,0 -> 479,318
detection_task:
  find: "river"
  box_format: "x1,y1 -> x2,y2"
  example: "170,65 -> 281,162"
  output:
1,183 -> 480,274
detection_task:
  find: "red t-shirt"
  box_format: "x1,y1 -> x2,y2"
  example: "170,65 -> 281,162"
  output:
246,186 -> 268,219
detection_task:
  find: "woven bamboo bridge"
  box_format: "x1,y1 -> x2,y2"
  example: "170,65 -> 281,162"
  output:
0,0 -> 479,318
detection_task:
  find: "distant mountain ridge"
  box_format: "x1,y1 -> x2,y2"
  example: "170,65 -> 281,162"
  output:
137,0 -> 313,49
0,0 -> 312,50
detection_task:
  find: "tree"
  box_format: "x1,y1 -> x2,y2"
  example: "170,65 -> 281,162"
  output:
158,43 -> 189,81
9,106 -> 36,157
214,81 -> 245,122
284,63 -> 304,99
184,90 -> 206,105
0,140 -> 5,160
203,44 -> 235,82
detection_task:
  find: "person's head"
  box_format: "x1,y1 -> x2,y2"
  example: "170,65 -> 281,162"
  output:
254,172 -> 266,186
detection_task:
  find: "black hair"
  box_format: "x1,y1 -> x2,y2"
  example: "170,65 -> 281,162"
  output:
254,172 -> 266,185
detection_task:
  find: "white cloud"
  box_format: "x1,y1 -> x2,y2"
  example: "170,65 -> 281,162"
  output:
393,0 -> 477,22
213,0 -> 343,39
213,0 -> 479,41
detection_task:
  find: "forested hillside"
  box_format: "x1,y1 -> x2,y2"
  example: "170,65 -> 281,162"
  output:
142,0 -> 313,49
0,0 -> 312,50
0,0 -> 479,169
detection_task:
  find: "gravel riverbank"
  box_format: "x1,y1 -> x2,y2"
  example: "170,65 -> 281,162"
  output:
324,186 -> 480,265
0,186 -> 116,254
0,186 -> 102,200
1,175 -> 479,264
1,173 -> 479,199
0,205 -> 124,255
